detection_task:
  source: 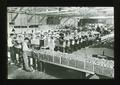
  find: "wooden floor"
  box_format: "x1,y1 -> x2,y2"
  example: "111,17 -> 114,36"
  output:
8,63 -> 100,79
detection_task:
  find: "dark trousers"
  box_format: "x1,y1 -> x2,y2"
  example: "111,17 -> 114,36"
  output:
65,46 -> 71,53
70,45 -> 75,52
10,47 -> 17,64
78,42 -> 81,49
81,41 -> 86,48
40,40 -> 44,48
54,46 -> 59,51
88,40 -> 93,46
59,46 -> 63,52
74,44 -> 78,51
14,48 -> 23,66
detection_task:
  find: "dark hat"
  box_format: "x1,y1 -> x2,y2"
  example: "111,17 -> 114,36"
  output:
10,33 -> 14,36
24,37 -> 30,40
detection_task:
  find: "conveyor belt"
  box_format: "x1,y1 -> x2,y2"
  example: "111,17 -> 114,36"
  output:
32,50 -> 114,78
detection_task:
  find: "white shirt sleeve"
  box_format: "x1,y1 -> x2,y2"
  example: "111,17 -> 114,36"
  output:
23,42 -> 30,51
8,38 -> 13,47
72,40 -> 75,45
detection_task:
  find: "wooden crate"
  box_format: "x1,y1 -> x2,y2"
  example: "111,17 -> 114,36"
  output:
54,56 -> 60,64
61,57 -> 69,66
48,55 -> 53,62
76,60 -> 84,69
68,58 -> 76,67
85,62 -> 94,72
102,67 -> 114,78
94,64 -> 104,76
94,64 -> 114,78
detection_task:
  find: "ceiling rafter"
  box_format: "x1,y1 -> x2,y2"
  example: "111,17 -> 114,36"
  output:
27,7 -> 38,23
8,7 -> 114,18
63,17 -> 71,24
39,16 -> 46,23
28,15 -> 34,22
11,7 -> 24,22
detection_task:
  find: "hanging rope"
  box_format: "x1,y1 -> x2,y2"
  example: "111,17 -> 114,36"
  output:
11,12 -> 12,22
20,10 -> 23,34
26,11 -> 28,28
35,7 -> 36,25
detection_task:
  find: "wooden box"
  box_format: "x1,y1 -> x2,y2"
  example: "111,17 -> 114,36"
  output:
48,55 -> 53,62
61,57 -> 69,66
68,58 -> 76,67
94,64 -> 104,76
102,67 -> 114,78
76,60 -> 84,69
54,56 -> 60,64
85,62 -> 94,72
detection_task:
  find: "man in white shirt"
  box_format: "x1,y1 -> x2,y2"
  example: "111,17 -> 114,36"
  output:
14,35 -> 23,67
49,37 -> 55,51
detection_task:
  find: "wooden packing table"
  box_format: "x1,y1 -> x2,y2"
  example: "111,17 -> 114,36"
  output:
31,50 -> 114,78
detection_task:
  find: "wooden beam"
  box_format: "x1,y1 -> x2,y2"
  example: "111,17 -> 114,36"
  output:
11,13 -> 19,22
59,17 -> 63,20
39,16 -> 46,23
63,17 -> 71,24
8,10 -> 79,16
11,7 -> 24,22
86,74 -> 94,79
8,10 -> 113,18
28,15 -> 34,22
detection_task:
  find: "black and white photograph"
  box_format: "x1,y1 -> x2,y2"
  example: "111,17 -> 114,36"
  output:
7,7 -> 114,79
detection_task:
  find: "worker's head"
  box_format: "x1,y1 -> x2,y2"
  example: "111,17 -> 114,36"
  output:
9,33 -> 15,39
24,37 -> 30,43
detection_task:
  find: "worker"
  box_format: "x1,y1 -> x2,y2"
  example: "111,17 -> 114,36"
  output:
8,33 -> 17,65
14,35 -> 23,67
62,39 -> 66,53
74,36 -> 78,51
49,37 -> 55,51
71,38 -> 75,52
44,34 -> 49,48
22,37 -> 33,72
59,37 -> 64,52
31,35 -> 40,50
96,25 -> 101,33
65,39 -> 70,53
40,35 -> 44,49
54,35 -> 60,51
69,39 -> 73,53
